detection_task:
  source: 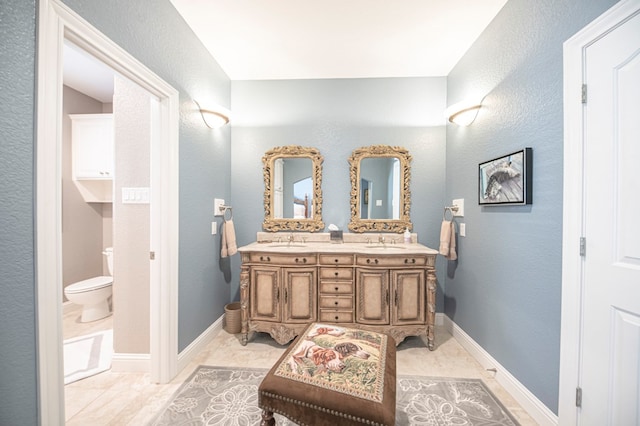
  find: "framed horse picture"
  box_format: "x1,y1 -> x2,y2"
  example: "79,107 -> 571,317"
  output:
478,148 -> 532,205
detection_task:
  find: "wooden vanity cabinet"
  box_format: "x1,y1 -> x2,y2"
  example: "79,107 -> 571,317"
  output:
355,268 -> 390,325
318,254 -> 355,324
240,246 -> 437,349
354,268 -> 427,325
241,252 -> 317,345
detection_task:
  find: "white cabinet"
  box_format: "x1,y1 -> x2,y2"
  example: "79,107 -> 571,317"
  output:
70,114 -> 114,179
69,114 -> 114,202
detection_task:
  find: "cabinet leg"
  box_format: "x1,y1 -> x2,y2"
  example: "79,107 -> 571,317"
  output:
427,325 -> 435,351
241,333 -> 248,346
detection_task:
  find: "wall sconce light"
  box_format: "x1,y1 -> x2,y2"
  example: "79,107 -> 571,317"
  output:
194,100 -> 230,128
445,99 -> 482,126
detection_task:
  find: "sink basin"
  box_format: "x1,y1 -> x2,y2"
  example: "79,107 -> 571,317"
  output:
267,244 -> 308,248
364,245 -> 406,250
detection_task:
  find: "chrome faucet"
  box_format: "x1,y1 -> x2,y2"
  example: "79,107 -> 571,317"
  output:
378,234 -> 386,245
288,233 -> 295,244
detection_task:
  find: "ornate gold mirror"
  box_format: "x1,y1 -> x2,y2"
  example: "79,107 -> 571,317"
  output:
262,145 -> 324,232
348,145 -> 412,233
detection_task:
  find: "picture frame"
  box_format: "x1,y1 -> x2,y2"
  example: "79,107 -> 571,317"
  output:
478,148 -> 532,205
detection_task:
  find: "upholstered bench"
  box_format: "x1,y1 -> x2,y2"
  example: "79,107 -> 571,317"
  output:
258,322 -> 396,426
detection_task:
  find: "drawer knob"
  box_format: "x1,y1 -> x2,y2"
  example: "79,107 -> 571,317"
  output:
335,316 -> 339,320
334,258 -> 339,263
335,287 -> 339,291
334,272 -> 339,276
334,301 -> 339,305
260,256 -> 271,262
404,258 -> 416,264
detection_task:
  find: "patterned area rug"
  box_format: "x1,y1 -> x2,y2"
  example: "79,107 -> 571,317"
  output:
150,366 -> 519,425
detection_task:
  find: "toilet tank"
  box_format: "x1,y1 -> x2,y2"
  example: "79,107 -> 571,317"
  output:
102,247 -> 113,275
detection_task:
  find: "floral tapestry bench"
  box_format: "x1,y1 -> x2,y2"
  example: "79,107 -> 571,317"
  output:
258,322 -> 396,426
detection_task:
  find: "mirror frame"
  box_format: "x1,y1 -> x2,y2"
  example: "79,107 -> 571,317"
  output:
262,145 -> 325,232
348,145 -> 412,233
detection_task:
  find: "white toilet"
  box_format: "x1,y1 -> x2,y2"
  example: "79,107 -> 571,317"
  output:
65,247 -> 113,322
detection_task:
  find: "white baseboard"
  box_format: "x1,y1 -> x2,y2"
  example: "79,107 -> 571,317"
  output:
177,315 -> 223,373
111,352 -> 150,373
443,315 -> 558,426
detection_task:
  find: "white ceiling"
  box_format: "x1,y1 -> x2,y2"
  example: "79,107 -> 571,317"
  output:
63,41 -> 116,103
62,1 -> 508,102
170,0 -> 508,80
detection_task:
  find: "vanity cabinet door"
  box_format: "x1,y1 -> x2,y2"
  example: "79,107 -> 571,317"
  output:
355,268 -> 389,325
250,267 -> 281,322
391,270 -> 426,325
282,267 -> 317,324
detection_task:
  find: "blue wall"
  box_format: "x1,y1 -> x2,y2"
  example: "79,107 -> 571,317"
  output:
0,1 -> 37,424
230,77 -> 448,303
445,0 -> 617,414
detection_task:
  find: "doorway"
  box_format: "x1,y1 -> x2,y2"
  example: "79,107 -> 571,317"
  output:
559,0 -> 640,423
36,1 -> 179,424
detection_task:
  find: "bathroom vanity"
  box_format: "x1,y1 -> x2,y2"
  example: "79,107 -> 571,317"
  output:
243,144 -> 438,349
238,233 -> 439,350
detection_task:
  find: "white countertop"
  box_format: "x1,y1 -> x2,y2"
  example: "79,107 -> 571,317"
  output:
238,240 -> 439,255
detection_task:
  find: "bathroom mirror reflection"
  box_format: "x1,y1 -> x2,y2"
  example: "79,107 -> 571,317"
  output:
348,145 -> 412,233
262,145 -> 324,232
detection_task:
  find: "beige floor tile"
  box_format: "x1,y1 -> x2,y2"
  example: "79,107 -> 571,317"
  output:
63,312 -> 539,425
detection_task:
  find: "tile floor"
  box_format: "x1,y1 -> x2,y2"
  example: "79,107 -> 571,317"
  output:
63,304 -> 538,425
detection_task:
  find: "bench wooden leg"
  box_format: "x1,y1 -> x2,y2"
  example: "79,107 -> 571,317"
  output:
261,408 -> 275,426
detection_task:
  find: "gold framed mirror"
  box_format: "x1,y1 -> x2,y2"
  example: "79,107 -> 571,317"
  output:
348,145 -> 412,233
262,145 -> 325,232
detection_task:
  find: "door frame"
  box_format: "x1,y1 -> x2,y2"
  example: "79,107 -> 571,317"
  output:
559,0 -> 640,422
36,0 -> 179,423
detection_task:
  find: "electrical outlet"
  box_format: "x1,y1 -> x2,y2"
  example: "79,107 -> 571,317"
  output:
452,198 -> 464,217
214,198 -> 225,216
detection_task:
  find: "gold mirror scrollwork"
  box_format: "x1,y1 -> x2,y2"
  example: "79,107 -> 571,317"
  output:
262,145 -> 325,232
348,145 -> 412,233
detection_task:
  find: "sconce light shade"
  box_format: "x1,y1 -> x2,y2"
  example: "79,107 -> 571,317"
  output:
445,100 -> 482,126
194,100 -> 230,128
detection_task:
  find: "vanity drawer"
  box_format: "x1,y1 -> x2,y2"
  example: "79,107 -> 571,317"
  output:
319,254 -> 354,265
355,254 -> 428,267
248,253 -> 317,265
319,295 -> 353,309
319,282 -> 353,294
319,310 -> 354,323
319,267 -> 353,280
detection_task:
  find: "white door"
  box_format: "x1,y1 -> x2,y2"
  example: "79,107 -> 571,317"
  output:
579,9 -> 640,425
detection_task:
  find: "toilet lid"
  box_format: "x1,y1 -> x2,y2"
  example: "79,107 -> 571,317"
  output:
65,276 -> 113,293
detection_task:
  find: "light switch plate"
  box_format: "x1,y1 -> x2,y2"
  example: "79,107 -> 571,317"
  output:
214,198 -> 225,216
211,222 -> 217,235
452,198 -> 464,217
122,187 -> 150,204
459,223 -> 466,237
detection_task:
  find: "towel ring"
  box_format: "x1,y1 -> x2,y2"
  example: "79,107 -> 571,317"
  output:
220,205 -> 233,222
443,206 -> 458,221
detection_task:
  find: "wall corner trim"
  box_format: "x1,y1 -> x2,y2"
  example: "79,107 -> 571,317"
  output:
177,316 -> 223,373
443,316 -> 558,426
111,353 -> 151,373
